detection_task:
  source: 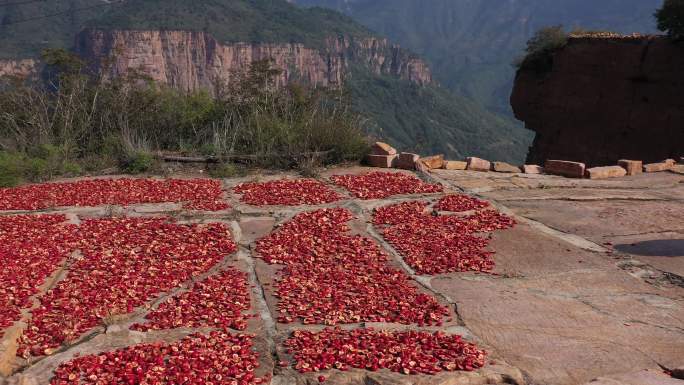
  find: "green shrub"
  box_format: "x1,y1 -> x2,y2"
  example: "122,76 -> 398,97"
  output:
516,26 -> 568,74
207,162 -> 245,178
656,0 -> 684,39
0,152 -> 24,187
0,51 -> 368,179
119,151 -> 155,174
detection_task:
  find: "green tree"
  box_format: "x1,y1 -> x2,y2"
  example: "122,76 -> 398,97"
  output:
656,0 -> 684,39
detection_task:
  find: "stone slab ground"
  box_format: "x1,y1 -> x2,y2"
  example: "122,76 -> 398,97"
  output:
0,167 -> 682,385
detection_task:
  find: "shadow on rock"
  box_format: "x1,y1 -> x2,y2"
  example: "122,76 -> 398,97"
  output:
615,239 -> 684,257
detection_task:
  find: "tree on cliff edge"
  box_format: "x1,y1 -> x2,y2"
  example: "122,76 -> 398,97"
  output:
656,0 -> 684,39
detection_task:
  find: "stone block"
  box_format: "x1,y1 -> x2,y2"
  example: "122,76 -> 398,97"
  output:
396,152 -> 419,170
586,166 -> 627,179
419,154 -> 445,169
492,162 -> 521,173
371,141 -> 396,156
643,162 -> 673,173
544,160 -> 586,178
443,160 -> 467,170
365,154 -> 397,168
618,160 -> 643,176
466,157 -> 491,172
522,165 -> 543,174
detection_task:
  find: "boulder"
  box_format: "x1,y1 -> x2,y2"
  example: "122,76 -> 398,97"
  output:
522,164 -> 543,174
443,160 -> 467,170
419,154 -> 445,170
371,142 -> 396,156
466,157 -> 491,172
618,160 -> 643,176
586,166 -> 627,180
544,160 -> 586,178
643,161 -> 674,173
396,152 -> 419,170
492,162 -> 521,173
365,154 -> 397,168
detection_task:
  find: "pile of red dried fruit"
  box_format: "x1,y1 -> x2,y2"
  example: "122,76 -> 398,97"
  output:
234,179 -> 342,206
131,267 -> 251,332
330,172 -> 442,199
0,215 -> 78,338
256,208 -> 448,325
435,194 -> 490,212
50,331 -> 268,385
374,201 -> 515,275
0,178 -> 228,211
285,328 -> 486,374
18,217 -> 236,358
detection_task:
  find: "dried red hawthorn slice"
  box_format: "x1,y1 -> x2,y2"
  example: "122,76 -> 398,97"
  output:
330,172 -> 442,199
0,178 -> 228,211
130,267 -> 251,332
372,200 -> 429,225
255,208 -> 448,326
0,215 -> 78,338
234,179 -> 342,206
436,194 -> 490,212
50,331 -> 267,385
18,217 -> 236,358
373,201 -> 515,275
285,328 -> 486,375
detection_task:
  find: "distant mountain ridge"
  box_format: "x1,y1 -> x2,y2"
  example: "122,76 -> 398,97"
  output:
0,0 -> 531,163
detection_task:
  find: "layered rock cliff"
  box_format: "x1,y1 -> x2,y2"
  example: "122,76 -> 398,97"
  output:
512,35 -> 684,166
0,59 -> 37,79
74,28 -> 431,92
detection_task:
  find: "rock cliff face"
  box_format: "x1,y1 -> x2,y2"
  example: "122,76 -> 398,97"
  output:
512,36 -> 684,166
0,59 -> 37,78
74,29 -> 431,91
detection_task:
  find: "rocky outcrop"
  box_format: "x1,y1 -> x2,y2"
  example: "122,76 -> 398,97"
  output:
0,59 -> 37,79
511,36 -> 684,167
74,29 -> 431,92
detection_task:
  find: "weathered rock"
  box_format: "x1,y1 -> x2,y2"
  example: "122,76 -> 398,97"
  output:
415,160 -> 431,173
618,160 -> 643,176
371,142 -> 396,156
0,59 -> 36,79
442,160 -> 467,170
586,166 -> 627,180
396,153 -> 420,170
466,157 -> 491,172
523,164 -> 543,174
512,35 -> 684,167
365,154 -> 397,168
544,160 -> 586,178
419,154 -> 445,170
492,162 -> 521,173
643,162 -> 674,173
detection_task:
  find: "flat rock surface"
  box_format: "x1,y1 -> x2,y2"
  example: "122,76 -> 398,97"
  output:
2,167 -> 684,385
429,169 -> 684,385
